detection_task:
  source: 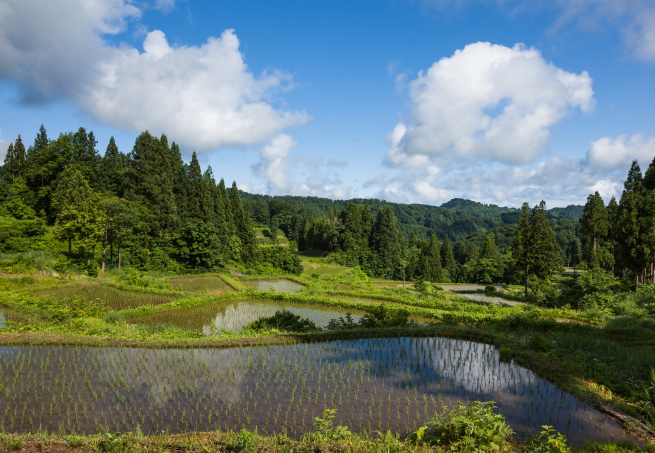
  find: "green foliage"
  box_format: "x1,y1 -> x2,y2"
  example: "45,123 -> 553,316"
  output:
120,268 -> 171,290
528,334 -> 552,352
498,347 -> 512,362
303,409 -> 352,442
409,401 -> 514,452
523,426 -> 570,453
327,303 -> 410,330
245,309 -> 319,333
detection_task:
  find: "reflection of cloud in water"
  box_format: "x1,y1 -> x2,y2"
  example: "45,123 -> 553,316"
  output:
96,347 -> 248,407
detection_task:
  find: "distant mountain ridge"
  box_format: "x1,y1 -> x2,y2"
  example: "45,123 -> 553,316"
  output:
241,192 -> 583,243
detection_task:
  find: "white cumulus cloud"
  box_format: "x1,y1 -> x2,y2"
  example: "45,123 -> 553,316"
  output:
387,42 -> 594,167
253,133 -> 297,193
252,135 -> 352,199
586,134 -> 655,169
0,0 -> 309,151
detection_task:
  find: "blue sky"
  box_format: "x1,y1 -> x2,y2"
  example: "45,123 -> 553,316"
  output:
1,0 -> 654,207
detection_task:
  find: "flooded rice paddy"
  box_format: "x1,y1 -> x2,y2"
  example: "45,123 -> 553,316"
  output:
0,337 -> 628,445
243,279 -> 304,293
28,285 -> 177,310
167,276 -> 232,294
126,299 -> 366,333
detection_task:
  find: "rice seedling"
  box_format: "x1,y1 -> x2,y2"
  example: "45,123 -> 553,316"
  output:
0,337 -> 632,446
167,276 -> 233,294
28,284 -> 178,310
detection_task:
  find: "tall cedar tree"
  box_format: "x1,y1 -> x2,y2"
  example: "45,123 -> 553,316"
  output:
513,201 -> 563,297
418,234 -> 444,282
24,125 -> 49,190
440,235 -> 457,281
71,127 -> 100,187
218,179 -> 236,237
125,131 -> 178,239
3,135 -> 26,182
168,142 -> 190,224
369,206 -> 402,277
98,137 -> 126,196
580,191 -> 609,268
230,181 -> 259,264
480,235 -> 498,259
186,152 -> 207,222
643,157 -> 655,282
340,203 -> 373,263
617,160 -> 649,288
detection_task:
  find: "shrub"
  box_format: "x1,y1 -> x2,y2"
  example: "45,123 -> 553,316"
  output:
498,347 -> 513,363
410,401 -> 514,452
245,310 -> 319,333
528,334 -> 552,352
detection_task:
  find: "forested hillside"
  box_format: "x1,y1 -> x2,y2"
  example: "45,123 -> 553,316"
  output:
241,192 -> 583,243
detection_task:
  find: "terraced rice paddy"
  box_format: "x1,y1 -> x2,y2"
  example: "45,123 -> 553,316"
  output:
243,279 -> 304,293
0,308 -> 36,327
29,285 -> 177,310
0,338 -> 628,445
167,276 -> 232,294
126,299 -> 366,333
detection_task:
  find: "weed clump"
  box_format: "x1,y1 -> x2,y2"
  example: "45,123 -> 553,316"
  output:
409,401 -> 514,452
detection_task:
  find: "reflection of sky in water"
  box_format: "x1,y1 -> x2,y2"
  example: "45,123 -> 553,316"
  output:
203,302 -> 363,333
0,339 -> 630,445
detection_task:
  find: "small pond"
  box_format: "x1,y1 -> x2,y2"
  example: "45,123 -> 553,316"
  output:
440,285 -> 523,306
126,299 -> 366,333
0,338 -> 630,445
244,279 -> 304,293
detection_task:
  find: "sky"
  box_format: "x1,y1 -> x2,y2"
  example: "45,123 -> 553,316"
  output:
0,0 -> 654,208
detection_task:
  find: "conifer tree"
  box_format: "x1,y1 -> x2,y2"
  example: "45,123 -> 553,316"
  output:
71,127 -> 100,185
98,137 -> 126,196
617,160 -> 648,288
125,131 -> 178,238
3,135 -> 26,182
580,191 -> 609,268
418,234 -> 444,282
169,142 -> 190,224
480,235 -> 498,259
513,201 -> 563,297
24,124 -> 49,190
370,206 -> 402,278
230,181 -> 258,264
440,235 -> 457,281
187,152 -> 206,222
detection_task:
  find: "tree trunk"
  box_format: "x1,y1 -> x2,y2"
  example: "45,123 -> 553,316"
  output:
117,244 -> 122,270
101,241 -> 106,273
524,264 -> 529,299
68,239 -> 71,254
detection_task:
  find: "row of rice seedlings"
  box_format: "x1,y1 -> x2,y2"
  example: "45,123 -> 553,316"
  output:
0,338 -> 627,444
125,299 -> 367,333
28,285 -> 178,310
166,276 -> 233,294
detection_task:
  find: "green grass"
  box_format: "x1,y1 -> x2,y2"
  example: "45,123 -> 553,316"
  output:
167,275 -> 233,294
28,284 -> 178,310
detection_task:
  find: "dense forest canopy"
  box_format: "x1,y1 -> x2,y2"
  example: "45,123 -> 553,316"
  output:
0,124 -> 647,292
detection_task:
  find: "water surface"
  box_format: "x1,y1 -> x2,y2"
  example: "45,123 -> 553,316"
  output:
0,338 -> 629,445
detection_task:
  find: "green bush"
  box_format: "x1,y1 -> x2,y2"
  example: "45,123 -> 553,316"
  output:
528,334 -> 552,352
245,310 -> 319,333
410,401 -> 514,452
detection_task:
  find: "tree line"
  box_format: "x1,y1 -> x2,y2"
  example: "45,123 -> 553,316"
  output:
0,126 -> 300,274
580,159 -> 655,289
